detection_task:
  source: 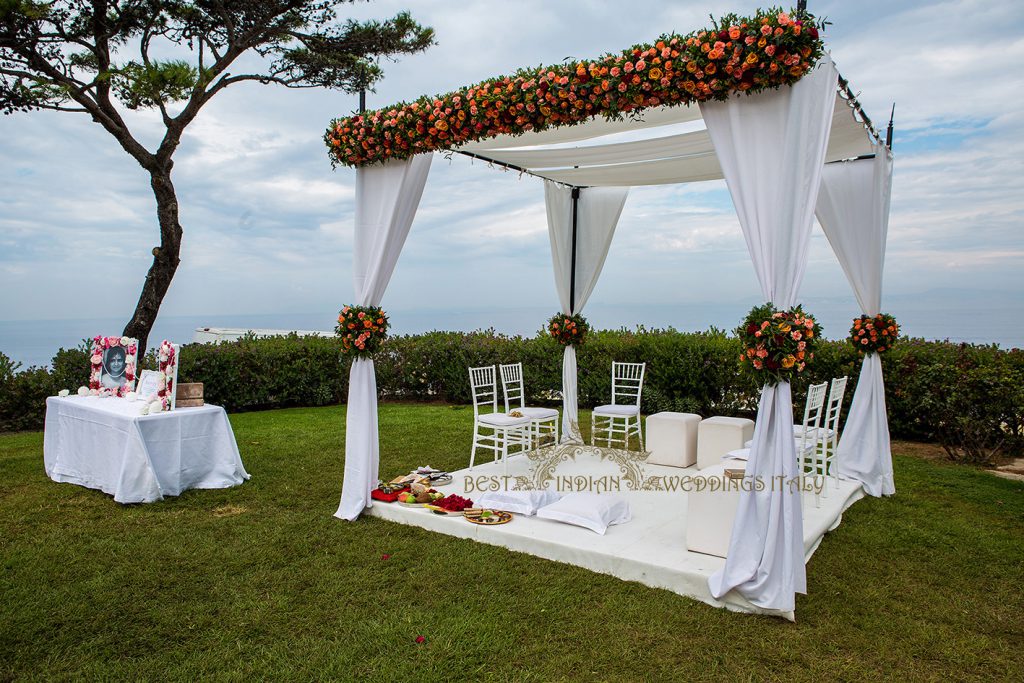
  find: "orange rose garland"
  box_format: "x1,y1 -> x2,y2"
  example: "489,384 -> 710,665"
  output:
325,9 -> 824,167
738,303 -> 821,386
336,305 -> 389,357
547,313 -> 590,347
849,313 -> 899,355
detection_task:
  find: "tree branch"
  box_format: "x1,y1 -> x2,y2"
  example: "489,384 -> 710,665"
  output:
139,17 -> 172,127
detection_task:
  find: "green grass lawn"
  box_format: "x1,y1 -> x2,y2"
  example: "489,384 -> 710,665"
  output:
1,403 -> 1022,682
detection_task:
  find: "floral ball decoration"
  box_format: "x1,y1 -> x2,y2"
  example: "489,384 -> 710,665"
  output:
849,313 -> 899,355
737,303 -> 821,386
326,10 -> 824,167
547,313 -> 590,347
337,305 -> 389,357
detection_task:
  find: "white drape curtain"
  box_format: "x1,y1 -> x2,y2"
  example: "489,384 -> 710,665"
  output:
701,58 -> 839,612
816,147 -> 895,496
336,154 -> 432,521
545,182 -> 629,442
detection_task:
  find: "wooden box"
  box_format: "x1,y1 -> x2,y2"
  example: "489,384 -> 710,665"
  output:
175,382 -> 204,408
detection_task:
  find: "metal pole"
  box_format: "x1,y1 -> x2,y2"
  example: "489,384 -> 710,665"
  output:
569,187 -> 580,314
886,103 -> 895,149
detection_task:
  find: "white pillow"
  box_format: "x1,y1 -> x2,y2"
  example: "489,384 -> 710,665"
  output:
535,492 -> 631,535
475,489 -> 562,516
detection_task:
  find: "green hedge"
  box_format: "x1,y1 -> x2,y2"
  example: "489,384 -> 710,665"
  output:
3,330 -> 1022,461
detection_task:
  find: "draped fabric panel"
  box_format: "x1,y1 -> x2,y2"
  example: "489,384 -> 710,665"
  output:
336,154 -> 432,521
816,147 -> 895,496
456,94 -> 872,188
701,57 -> 839,612
545,182 -> 629,442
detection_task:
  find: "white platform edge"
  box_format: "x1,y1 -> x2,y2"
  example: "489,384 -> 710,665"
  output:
365,458 -> 865,620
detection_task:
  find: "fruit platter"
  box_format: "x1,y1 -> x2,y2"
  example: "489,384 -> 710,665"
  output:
424,494 -> 475,516
397,486 -> 444,507
464,509 -> 513,526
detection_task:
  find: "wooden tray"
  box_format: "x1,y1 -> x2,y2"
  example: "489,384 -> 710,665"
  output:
424,505 -> 464,516
464,510 -> 513,525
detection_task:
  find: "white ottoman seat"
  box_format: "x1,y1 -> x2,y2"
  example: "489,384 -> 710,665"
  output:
686,462 -> 745,557
697,416 -> 755,470
645,412 -> 701,468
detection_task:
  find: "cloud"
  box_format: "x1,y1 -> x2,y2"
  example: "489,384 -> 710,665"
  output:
0,0 -> 1020,349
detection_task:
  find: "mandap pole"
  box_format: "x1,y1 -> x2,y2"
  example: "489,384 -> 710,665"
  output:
569,186 -> 580,313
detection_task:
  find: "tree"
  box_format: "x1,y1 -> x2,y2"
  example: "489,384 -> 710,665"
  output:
0,1 -> 433,352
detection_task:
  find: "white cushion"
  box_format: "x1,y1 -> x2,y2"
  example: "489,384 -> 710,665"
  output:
686,463 -> 743,557
723,448 -> 750,462
696,416 -> 755,470
592,404 -> 640,417
520,406 -> 558,419
535,492 -> 631,535
646,412 -> 700,468
476,489 -> 562,516
478,413 -> 531,427
731,442 -> 815,460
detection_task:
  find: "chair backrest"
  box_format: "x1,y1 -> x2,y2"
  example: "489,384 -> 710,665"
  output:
468,366 -> 498,418
499,362 -> 525,413
824,376 -> 848,442
611,362 -> 646,408
801,381 -> 828,429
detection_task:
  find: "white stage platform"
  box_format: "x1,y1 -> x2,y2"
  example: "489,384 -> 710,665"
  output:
366,451 -> 864,620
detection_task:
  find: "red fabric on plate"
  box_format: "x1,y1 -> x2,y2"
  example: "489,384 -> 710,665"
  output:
371,487 -> 408,503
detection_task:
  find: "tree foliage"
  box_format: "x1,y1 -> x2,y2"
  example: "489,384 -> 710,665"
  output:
0,1 -> 434,351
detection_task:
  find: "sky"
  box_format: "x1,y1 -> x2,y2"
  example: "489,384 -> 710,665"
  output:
1,0 -> 1023,346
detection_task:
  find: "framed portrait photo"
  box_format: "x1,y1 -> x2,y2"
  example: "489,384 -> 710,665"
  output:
89,336 -> 138,397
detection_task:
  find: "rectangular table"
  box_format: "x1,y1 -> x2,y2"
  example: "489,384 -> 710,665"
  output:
43,396 -> 250,504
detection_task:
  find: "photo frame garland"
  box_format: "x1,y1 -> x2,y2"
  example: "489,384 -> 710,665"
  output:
88,335 -> 138,397
137,341 -> 180,414
155,341 -> 179,411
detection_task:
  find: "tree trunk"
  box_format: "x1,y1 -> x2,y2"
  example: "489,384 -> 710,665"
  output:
122,165 -> 183,355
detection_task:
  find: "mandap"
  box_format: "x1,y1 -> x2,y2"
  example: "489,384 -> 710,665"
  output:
324,7 -> 895,616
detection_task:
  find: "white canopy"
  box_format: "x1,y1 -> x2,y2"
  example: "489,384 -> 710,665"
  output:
337,55 -> 894,617
454,89 -> 878,187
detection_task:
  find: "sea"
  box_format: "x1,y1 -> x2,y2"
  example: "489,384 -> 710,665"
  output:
2,298 -> 1021,370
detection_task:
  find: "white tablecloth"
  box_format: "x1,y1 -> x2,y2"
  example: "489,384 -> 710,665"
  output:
43,396 -> 249,503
